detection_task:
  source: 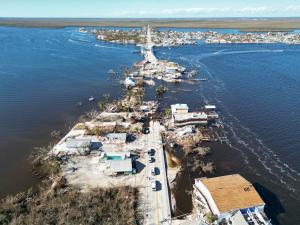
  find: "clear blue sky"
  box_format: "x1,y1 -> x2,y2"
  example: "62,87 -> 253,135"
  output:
1,0 -> 300,18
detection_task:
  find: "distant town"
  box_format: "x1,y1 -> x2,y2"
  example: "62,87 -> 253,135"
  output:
89,27 -> 300,46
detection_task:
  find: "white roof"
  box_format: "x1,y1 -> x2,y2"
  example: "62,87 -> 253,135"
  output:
205,105 -> 216,109
66,139 -> 91,148
110,159 -> 132,172
171,104 -> 189,110
174,112 -> 208,121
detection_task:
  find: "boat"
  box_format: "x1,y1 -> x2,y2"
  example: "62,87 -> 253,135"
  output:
89,97 -> 95,102
79,27 -> 88,33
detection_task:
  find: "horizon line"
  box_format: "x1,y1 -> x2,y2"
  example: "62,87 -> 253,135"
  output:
1,16 -> 300,19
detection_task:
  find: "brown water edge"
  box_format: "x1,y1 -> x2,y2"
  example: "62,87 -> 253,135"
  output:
172,141 -> 300,225
170,143 -> 214,218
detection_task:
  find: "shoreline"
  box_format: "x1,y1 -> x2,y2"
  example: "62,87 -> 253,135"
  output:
0,18 -> 300,32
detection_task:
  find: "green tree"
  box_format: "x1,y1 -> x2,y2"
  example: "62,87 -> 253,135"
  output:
104,94 -> 110,105
98,101 -> 104,112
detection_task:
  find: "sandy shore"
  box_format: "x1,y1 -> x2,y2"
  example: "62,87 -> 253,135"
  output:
1,18 -> 300,31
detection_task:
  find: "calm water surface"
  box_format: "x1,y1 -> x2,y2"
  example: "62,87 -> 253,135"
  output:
0,27 -> 300,224
154,42 -> 300,225
0,26 -> 141,196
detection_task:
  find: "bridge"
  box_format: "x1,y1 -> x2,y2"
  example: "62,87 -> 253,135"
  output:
141,25 -> 157,64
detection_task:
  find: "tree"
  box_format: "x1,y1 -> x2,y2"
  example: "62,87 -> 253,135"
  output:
206,212 -> 217,224
98,101 -> 104,112
156,85 -> 167,96
163,107 -> 172,118
104,94 -> 110,105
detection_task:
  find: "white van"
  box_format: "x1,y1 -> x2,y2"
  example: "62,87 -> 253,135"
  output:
151,180 -> 157,191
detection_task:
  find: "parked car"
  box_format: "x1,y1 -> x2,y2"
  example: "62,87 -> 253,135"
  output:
148,156 -> 153,163
147,149 -> 155,156
151,166 -> 156,175
142,127 -> 150,134
151,180 -> 157,191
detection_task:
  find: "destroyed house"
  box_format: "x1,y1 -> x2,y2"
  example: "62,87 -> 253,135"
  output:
173,112 -> 208,127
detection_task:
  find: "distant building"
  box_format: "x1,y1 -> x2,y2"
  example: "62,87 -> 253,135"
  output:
106,133 -> 127,144
171,104 -> 189,115
204,105 -> 219,120
204,105 -> 216,111
193,174 -> 271,225
173,112 -> 208,127
171,104 -> 208,127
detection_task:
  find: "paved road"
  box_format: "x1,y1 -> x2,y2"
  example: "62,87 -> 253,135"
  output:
143,121 -> 172,225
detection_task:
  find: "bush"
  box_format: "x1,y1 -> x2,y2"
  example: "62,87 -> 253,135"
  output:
163,107 -> 172,118
156,85 -> 167,96
206,212 -> 217,224
0,186 -> 142,225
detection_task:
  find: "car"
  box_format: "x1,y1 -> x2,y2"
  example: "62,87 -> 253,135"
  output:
142,127 -> 150,134
148,156 -> 152,163
151,166 -> 156,175
147,148 -> 155,156
151,180 -> 157,191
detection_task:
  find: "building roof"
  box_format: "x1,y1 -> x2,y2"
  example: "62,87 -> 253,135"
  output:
110,158 -> 132,173
198,174 -> 265,213
107,133 -> 127,141
205,105 -> 216,110
171,104 -> 189,110
66,139 -> 91,148
174,112 -> 208,121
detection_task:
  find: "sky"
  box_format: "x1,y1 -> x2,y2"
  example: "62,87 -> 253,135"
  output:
1,0 -> 300,18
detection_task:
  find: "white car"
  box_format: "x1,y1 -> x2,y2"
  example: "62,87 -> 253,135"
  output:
151,180 -> 157,191
151,166 -> 156,175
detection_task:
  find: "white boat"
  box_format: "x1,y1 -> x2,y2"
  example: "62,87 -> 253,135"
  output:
89,96 -> 95,102
124,77 -> 136,88
79,27 -> 88,33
